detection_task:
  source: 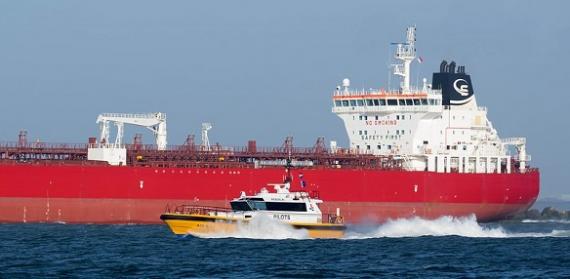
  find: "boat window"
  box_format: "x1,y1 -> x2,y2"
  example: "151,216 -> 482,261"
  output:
429,99 -> 435,105
421,99 -> 428,105
251,201 -> 267,210
350,100 -> 357,106
357,99 -> 364,106
413,99 -> 421,105
398,99 -> 406,106
406,99 -> 413,106
379,99 -> 386,106
265,202 -> 307,212
387,99 -> 398,106
230,201 -> 253,211
373,99 -> 380,106
366,99 -> 374,106
342,100 -> 349,106
335,100 -> 342,107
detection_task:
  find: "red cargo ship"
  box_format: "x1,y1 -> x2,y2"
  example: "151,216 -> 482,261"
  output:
0,27 -> 539,224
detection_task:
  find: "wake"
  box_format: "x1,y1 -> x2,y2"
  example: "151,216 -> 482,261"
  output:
186,215 -> 570,240
345,215 -> 570,239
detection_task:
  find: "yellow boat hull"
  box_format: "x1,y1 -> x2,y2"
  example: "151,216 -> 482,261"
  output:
160,213 -> 345,239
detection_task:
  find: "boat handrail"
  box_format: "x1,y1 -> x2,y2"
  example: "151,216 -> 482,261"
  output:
164,204 -> 233,215
287,190 -> 320,199
322,213 -> 344,224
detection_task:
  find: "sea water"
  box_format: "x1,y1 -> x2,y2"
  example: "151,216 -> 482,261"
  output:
1,216 -> 569,278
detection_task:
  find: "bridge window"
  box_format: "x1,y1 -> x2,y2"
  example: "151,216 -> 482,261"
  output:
421,99 -> 428,105
357,99 -> 365,106
399,99 -> 406,106
413,99 -> 421,105
350,100 -> 357,106
335,100 -> 342,107
373,99 -> 379,106
379,99 -> 386,106
406,99 -> 413,106
367,99 -> 374,106
387,99 -> 398,106
342,100 -> 349,106
429,99 -> 435,105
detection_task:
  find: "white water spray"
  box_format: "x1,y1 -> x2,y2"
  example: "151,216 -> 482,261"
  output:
187,215 -> 570,240
345,215 -> 570,239
192,215 -> 309,240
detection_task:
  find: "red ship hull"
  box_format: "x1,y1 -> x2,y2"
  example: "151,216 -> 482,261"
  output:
0,163 -> 539,224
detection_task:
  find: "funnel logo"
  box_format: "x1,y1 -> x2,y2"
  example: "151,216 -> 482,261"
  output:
453,79 -> 470,96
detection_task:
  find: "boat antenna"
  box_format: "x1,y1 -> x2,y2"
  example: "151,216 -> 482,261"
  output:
284,151 -> 293,184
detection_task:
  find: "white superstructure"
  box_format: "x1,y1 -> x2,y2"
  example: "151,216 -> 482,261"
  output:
332,26 -> 529,174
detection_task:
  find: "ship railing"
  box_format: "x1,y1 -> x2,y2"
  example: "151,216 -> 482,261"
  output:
164,204 -> 233,216
125,142 -> 381,157
100,112 -> 166,120
0,141 -> 88,150
332,105 -> 442,113
332,88 -> 438,97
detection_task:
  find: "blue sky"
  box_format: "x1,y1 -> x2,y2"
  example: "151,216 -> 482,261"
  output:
0,1 -> 568,199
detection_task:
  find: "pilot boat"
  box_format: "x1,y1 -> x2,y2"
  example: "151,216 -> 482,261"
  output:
160,176 -> 345,239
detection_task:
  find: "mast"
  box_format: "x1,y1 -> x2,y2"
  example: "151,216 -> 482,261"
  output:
392,26 -> 416,93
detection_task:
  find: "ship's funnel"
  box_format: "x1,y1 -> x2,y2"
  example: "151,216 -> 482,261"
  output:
432,60 -> 474,106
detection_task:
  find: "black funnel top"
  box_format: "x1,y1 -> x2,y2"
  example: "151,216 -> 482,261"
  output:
432,60 -> 475,106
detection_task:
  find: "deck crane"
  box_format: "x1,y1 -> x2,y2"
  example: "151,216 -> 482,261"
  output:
96,113 -> 167,150
201,122 -> 212,151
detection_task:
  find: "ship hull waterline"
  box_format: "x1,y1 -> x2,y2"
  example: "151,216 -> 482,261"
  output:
0,164 -> 539,224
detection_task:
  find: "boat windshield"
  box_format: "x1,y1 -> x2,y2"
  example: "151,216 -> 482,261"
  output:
230,201 -> 253,211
